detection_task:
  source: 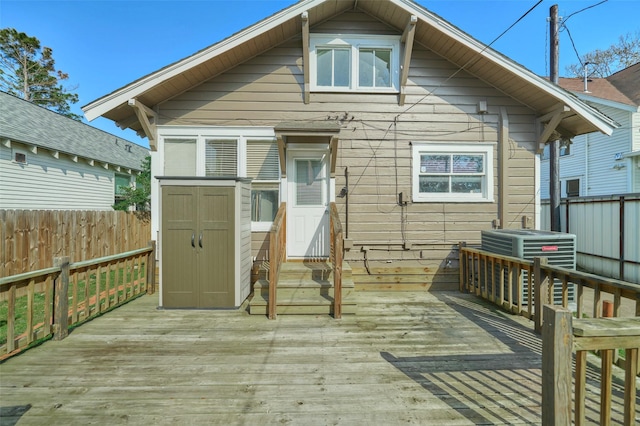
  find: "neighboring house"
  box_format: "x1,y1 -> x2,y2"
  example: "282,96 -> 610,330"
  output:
83,0 -> 615,300
0,91 -> 149,210
540,63 -> 640,198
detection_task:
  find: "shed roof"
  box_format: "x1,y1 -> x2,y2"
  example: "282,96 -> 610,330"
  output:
1,91 -> 149,171
83,0 -> 616,141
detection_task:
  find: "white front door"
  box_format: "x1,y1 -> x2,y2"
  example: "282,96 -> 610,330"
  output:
287,148 -> 329,259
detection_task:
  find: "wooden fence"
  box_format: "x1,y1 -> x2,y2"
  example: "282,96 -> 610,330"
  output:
541,194 -> 640,284
1,210 -> 151,277
0,242 -> 156,359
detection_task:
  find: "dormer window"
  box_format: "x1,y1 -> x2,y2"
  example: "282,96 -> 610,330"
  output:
311,35 -> 400,92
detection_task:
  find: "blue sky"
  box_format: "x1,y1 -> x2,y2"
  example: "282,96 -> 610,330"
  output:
1,0 -> 638,148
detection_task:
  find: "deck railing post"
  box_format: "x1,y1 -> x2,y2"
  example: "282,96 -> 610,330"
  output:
53,256 -> 70,341
534,257 -> 549,333
542,304 -> 573,425
458,242 -> 467,292
146,240 -> 156,295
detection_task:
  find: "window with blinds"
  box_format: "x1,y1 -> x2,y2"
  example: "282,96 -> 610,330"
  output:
295,159 -> 325,206
205,139 -> 237,176
247,140 -> 279,181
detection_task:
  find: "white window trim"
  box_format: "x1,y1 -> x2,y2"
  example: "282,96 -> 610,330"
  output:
310,34 -> 400,93
412,143 -> 495,203
12,147 -> 28,165
158,127 -> 280,231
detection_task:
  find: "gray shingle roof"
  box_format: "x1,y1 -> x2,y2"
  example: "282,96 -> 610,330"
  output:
0,91 -> 148,171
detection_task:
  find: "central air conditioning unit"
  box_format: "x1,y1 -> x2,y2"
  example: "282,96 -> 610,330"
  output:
480,229 -> 576,306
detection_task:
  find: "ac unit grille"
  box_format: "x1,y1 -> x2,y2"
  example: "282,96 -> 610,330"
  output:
480,229 -> 576,306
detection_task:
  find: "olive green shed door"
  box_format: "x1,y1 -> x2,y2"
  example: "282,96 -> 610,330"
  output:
162,186 -> 235,308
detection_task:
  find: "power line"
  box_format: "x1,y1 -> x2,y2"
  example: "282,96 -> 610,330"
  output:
400,0 -> 543,117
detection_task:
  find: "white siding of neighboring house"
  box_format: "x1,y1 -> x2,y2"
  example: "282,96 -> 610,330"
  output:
0,142 -> 117,210
540,104 -> 633,198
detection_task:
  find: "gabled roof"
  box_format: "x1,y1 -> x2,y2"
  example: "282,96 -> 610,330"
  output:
558,62 -> 640,108
557,78 -> 636,107
607,62 -> 640,105
1,91 -> 148,171
83,0 -> 616,140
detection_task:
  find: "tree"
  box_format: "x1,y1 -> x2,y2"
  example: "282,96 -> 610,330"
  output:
0,28 -> 81,120
114,156 -> 151,212
565,31 -> 640,78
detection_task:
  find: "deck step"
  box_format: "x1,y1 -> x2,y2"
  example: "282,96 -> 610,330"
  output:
247,261 -> 357,316
248,293 -> 357,315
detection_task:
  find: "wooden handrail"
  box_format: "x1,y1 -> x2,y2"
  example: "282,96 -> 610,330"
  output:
1,242 -> 155,359
458,243 -> 640,331
543,305 -> 640,425
330,203 -> 343,319
268,203 -> 286,320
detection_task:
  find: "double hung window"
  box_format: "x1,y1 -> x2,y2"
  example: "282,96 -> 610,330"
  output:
412,143 -> 494,202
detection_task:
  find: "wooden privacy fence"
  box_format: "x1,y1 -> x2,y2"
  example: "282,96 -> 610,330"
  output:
459,243 -> 640,425
1,210 -> 152,277
0,242 -> 156,359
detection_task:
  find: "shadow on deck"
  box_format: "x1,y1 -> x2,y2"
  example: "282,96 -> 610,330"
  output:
0,290 -> 634,425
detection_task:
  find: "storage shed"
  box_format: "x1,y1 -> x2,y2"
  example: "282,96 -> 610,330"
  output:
159,178 -> 252,308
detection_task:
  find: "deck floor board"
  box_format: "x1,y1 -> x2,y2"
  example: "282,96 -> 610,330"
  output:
0,291 -> 635,425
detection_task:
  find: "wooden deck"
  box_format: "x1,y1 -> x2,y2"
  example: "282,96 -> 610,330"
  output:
0,291 -> 635,425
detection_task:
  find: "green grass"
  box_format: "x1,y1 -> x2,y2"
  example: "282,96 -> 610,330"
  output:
0,262 -> 146,347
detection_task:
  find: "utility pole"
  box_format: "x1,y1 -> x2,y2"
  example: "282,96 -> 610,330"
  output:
549,4 -> 561,232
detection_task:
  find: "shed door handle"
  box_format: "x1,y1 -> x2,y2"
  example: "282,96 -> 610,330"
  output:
191,233 -> 195,248
199,232 -> 203,248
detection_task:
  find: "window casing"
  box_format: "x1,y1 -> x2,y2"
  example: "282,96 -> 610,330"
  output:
412,143 -> 494,202
160,130 -> 280,230
115,174 -> 131,198
12,148 -> 28,164
565,179 -> 580,197
310,35 -> 400,92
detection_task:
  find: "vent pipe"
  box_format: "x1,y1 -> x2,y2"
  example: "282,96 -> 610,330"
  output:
583,62 -> 591,93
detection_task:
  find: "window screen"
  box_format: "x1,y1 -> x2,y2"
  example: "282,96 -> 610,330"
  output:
164,139 -> 196,176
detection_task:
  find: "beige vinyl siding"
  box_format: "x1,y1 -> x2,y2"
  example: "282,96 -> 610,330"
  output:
0,142 -> 116,210
158,12 -> 539,287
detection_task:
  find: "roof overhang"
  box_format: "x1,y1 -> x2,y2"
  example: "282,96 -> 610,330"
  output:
275,121 -> 341,177
83,0 -> 617,142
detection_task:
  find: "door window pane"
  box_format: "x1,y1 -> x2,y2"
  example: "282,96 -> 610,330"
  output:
295,159 -> 324,206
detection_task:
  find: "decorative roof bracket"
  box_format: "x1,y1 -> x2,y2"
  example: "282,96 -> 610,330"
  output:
399,15 -> 417,106
128,98 -> 157,151
536,104 -> 571,152
301,12 -> 310,105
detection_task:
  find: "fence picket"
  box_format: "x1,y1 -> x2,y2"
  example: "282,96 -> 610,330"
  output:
1,210 -> 151,275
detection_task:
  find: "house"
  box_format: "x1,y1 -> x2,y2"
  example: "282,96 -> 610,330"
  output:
83,0 -> 616,309
540,62 -> 640,198
0,91 -> 149,210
